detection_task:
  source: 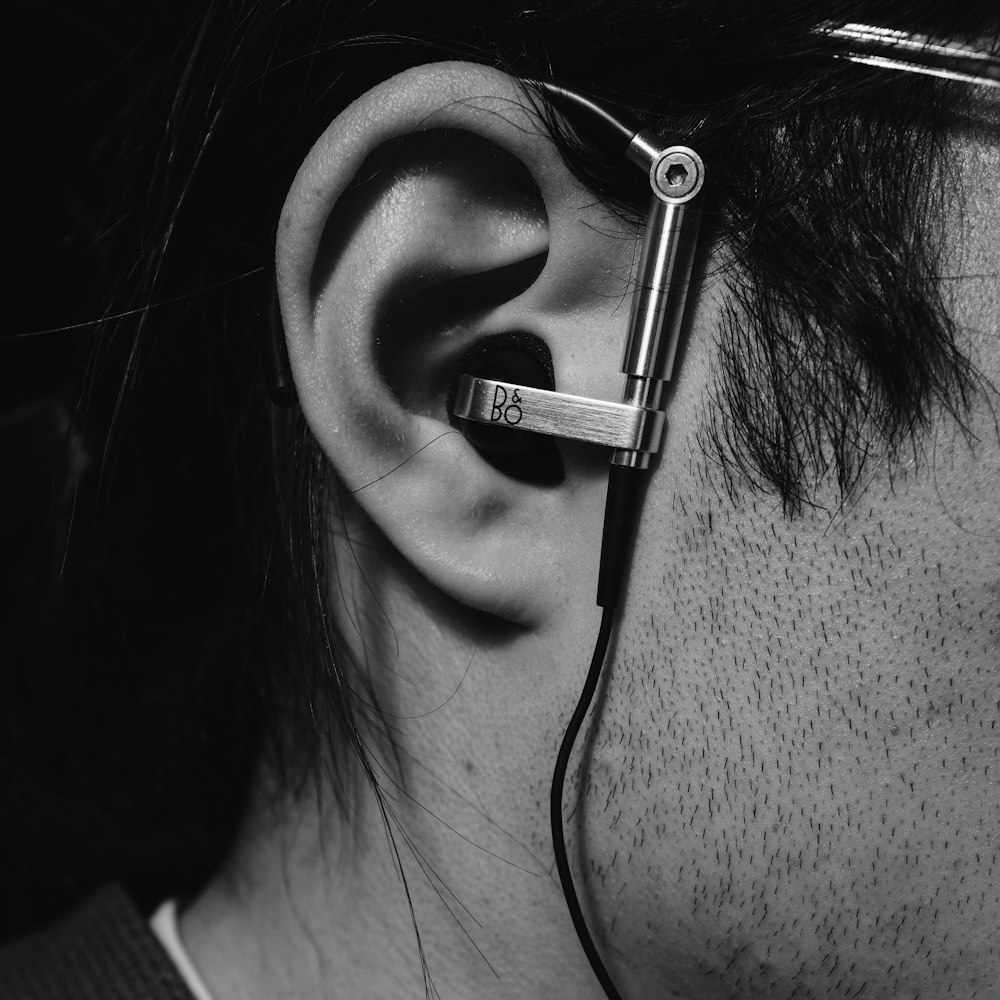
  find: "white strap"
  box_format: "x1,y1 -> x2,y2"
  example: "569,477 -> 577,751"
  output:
149,899 -> 218,1000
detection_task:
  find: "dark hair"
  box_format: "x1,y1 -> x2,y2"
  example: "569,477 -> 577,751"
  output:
3,0 -> 996,938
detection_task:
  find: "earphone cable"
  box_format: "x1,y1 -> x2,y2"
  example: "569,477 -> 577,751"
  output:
550,604 -> 624,1000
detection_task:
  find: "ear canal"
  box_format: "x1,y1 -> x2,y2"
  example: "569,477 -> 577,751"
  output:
449,333 -> 564,486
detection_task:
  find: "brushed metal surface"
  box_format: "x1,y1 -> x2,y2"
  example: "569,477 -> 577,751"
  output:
621,194 -> 702,383
453,376 -> 666,453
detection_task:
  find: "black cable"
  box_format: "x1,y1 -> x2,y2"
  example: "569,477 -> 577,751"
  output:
529,81 -> 641,156
597,466 -> 644,610
549,604 -> 624,1000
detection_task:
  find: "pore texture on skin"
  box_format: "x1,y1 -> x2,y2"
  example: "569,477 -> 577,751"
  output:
568,415 -> 1000,999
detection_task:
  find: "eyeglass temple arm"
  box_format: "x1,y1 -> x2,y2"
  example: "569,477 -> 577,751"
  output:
814,22 -> 1000,88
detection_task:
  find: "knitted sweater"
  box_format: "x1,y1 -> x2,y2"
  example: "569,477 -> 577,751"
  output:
0,885 -> 195,1000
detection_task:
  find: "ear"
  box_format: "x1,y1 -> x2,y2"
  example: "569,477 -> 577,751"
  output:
276,62 -> 635,626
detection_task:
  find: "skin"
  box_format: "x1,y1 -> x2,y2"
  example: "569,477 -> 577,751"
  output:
184,66 -> 999,1000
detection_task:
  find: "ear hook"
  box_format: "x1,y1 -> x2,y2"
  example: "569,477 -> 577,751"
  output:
452,81 -> 706,606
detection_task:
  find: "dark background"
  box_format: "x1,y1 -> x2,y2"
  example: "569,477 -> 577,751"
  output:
8,1 -> 167,406
2,1 -> 241,943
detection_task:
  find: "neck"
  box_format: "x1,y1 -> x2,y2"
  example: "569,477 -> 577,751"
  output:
181,717 -> 608,1000
182,511 -> 613,999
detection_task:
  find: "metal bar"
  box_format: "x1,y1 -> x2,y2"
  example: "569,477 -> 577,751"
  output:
453,376 -> 666,453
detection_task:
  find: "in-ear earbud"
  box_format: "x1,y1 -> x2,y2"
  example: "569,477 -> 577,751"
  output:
449,333 -> 564,486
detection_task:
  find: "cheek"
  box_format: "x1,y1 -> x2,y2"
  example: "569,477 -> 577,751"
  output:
579,440 -> 1000,997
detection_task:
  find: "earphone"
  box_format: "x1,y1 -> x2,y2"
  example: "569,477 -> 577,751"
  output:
453,80 -> 705,609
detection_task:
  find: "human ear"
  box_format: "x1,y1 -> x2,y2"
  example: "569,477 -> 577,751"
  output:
276,62 -> 635,626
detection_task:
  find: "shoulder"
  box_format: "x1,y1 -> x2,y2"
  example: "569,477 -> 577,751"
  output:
0,885 -> 195,1000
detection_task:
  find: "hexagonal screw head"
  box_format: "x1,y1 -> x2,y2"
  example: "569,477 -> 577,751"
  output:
652,150 -> 702,200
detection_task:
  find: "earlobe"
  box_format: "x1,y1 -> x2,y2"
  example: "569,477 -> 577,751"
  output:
276,62 -> 632,625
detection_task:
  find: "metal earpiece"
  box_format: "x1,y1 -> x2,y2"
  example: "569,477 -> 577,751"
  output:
454,376 -> 666,452
451,82 -> 707,613
452,85 -> 705,475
